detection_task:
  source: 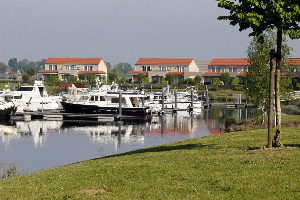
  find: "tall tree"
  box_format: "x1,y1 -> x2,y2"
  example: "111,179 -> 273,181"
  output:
217,0 -> 300,147
0,61 -> 8,73
8,58 -> 19,73
219,72 -> 231,85
165,73 -> 175,84
246,30 -> 292,109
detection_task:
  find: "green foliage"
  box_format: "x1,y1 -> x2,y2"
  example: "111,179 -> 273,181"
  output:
160,77 -> 167,85
137,73 -> 146,83
186,78 -> 194,85
0,62 -> 8,73
108,72 -> 118,83
113,63 -> 133,77
144,77 -> 150,84
78,74 -> 87,81
70,76 -> 78,83
219,72 -> 231,84
245,30 -> 291,107
194,75 -> 202,84
89,75 -> 96,85
22,74 -> 30,83
230,78 -> 239,85
208,86 -> 219,91
27,68 -> 35,77
8,58 -> 18,73
165,73 -> 175,84
49,76 -> 60,86
217,0 -> 300,39
212,78 -> 220,85
119,77 -> 128,84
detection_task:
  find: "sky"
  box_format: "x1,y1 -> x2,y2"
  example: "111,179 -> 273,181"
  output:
1,0 -> 300,67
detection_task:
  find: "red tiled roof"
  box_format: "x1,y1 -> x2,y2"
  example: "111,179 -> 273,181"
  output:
39,70 -> 58,73
209,58 -> 250,66
238,72 -> 246,76
45,58 -> 103,65
78,71 -> 106,74
167,72 -> 184,75
286,58 -> 300,65
136,58 -> 194,65
128,71 -> 148,74
203,72 -> 220,76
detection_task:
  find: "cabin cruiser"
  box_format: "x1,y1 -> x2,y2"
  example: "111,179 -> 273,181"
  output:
62,90 -> 151,118
2,80 -> 59,112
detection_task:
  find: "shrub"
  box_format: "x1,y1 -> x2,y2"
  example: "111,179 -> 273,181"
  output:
212,78 -> 220,85
230,78 -> 239,85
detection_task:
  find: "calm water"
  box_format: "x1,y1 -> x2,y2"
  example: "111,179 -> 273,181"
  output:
0,108 -> 259,174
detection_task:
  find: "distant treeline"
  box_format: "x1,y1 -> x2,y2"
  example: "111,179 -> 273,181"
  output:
0,58 -> 46,75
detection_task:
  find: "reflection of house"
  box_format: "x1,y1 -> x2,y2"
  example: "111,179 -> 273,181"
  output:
39,58 -> 107,82
204,58 -> 249,85
129,58 -> 202,84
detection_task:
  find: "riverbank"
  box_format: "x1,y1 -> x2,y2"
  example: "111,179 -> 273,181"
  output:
0,125 -> 300,199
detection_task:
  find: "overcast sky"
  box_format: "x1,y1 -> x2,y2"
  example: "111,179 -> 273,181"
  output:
1,0 -> 300,67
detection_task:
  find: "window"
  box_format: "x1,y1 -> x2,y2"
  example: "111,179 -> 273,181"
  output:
159,66 -> 167,71
212,66 -> 220,72
142,66 -> 150,71
66,65 -> 75,70
84,66 -> 93,71
178,66 -> 185,72
49,65 -> 57,70
229,67 -> 237,72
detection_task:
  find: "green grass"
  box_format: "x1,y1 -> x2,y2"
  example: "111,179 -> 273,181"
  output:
0,127 -> 300,199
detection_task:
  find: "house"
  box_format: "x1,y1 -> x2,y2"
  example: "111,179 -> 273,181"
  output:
204,58 -> 250,85
129,58 -> 202,84
39,57 -> 107,82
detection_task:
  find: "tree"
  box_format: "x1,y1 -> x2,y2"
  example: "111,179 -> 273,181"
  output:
22,74 -> 30,83
165,73 -> 175,84
137,73 -> 146,83
219,72 -> 231,85
217,0 -> 300,147
8,58 -> 19,73
245,30 -> 291,108
108,72 -> 118,83
194,75 -> 202,84
0,61 -> 8,73
27,68 -> 36,77
212,78 -> 220,85
105,62 -> 112,73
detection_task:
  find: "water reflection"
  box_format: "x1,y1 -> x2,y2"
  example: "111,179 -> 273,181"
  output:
0,108 -> 260,174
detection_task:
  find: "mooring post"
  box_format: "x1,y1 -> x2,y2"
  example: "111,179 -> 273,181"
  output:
173,89 -> 178,113
190,88 -> 193,112
205,85 -> 209,108
119,90 -> 122,119
161,88 -> 165,115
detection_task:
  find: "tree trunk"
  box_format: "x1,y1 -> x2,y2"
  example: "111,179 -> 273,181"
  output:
274,29 -> 282,147
268,50 -> 275,148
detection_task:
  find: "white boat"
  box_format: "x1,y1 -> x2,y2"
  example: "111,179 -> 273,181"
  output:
144,86 -> 203,112
62,90 -> 151,119
3,80 -> 59,112
0,94 -> 17,118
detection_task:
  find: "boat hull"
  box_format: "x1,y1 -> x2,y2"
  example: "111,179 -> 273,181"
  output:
62,102 -> 149,116
0,103 -> 17,118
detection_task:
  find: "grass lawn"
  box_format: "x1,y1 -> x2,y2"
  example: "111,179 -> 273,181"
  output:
0,126 -> 300,199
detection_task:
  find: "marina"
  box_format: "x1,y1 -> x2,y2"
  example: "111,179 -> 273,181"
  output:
0,107 -> 259,174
